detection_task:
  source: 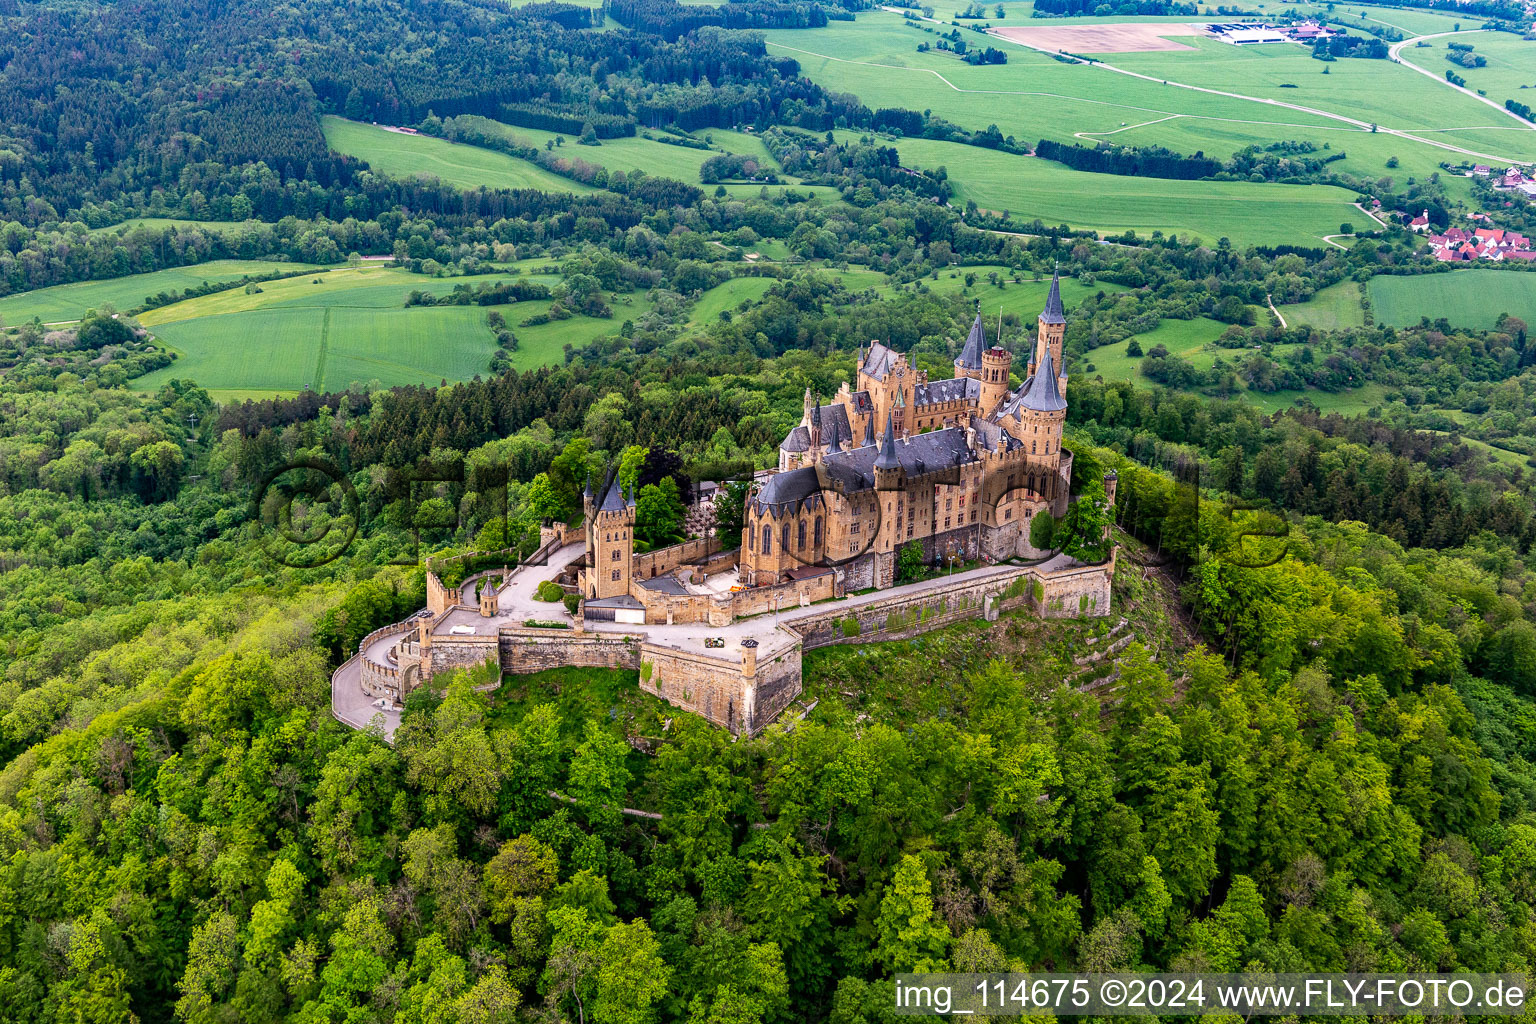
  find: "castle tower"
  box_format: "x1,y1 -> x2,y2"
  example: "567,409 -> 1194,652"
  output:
980,344 -> 1011,417
955,311 -> 987,383
873,413 -> 904,551
1009,344 -> 1069,512
585,477 -> 635,600
1034,268 -> 1066,387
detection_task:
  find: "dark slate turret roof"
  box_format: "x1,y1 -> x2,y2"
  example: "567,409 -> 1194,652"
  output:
1010,344 -> 1067,414
1040,269 -> 1066,325
874,415 -> 899,471
956,313 -> 986,370
598,473 -> 635,512
781,425 -> 810,452
863,416 -> 876,448
916,376 -> 980,406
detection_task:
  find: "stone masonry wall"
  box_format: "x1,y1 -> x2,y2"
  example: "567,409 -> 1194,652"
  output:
639,641 -> 803,736
499,630 -> 643,675
633,537 -> 721,581
427,635 -> 500,678
1035,553 -> 1115,619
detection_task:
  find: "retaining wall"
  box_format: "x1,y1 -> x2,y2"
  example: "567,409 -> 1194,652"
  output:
498,629 -> 643,675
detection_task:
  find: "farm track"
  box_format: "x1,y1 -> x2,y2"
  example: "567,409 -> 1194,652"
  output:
807,9 -> 1534,165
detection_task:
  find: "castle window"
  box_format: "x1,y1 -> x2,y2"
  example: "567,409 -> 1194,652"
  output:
611,549 -> 620,561
762,525 -> 772,554
971,510 -> 977,523
781,523 -> 791,554
1032,441 -> 1037,454
814,517 -> 823,546
797,520 -> 806,549
748,527 -> 755,552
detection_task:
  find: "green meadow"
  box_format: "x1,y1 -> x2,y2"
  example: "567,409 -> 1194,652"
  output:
1368,271 -> 1536,330
1084,316 -> 1231,382
464,121 -> 783,182
764,11 -> 1536,193
131,264 -> 647,399
0,260 -> 322,325
1280,279 -> 1366,331
321,117 -> 595,194
839,131 -> 1358,247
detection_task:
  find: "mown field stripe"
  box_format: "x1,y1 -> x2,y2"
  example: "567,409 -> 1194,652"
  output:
313,308 -> 332,392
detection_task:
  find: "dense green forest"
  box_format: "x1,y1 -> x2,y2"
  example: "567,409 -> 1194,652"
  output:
4,0 -> 1536,1019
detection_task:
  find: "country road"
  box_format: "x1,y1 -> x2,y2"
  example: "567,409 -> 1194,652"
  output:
1387,30 -> 1536,134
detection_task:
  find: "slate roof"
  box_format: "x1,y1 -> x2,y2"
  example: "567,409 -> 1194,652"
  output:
956,313 -> 986,370
1040,269 -> 1066,325
637,575 -> 689,596
752,466 -> 822,513
778,401 -> 852,454
755,425 -> 979,510
916,375 -> 980,406
862,342 -> 899,381
1007,345 -> 1067,414
598,472 -> 635,512
969,415 -> 1025,453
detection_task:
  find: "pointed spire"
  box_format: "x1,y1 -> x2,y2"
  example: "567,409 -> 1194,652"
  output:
1040,265 -> 1066,325
874,414 -> 899,470
863,415 -> 876,448
895,386 -> 905,409
826,419 -> 841,453
583,471 -> 593,501
812,399 -> 822,429
1018,344 -> 1067,412
956,310 -> 986,370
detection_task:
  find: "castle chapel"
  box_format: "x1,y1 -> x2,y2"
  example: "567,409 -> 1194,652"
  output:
738,271 -> 1079,591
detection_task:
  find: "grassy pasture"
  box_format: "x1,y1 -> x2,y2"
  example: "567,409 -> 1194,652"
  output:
0,260 -> 323,325
838,131 -> 1357,247
687,276 -> 777,326
764,11 -> 1536,195
1368,271 -> 1536,330
322,117 -> 595,194
132,264 -> 645,398
1084,316 -> 1230,382
1280,279 -> 1366,331
470,121 -> 783,182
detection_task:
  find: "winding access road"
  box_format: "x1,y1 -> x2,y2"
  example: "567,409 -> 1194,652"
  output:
1387,30 -> 1536,134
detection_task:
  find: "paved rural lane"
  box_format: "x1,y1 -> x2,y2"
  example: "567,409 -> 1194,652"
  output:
1388,30 -> 1536,133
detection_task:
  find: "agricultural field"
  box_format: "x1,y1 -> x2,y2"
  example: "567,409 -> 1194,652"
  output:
1279,279 -> 1366,331
1428,32 -> 1536,109
764,10 -> 1536,198
130,264 -> 646,399
465,120 -> 782,182
321,117 -> 596,194
687,276 -> 777,326
1082,316 -> 1231,382
839,131 -> 1358,247
0,260 -> 322,325
1368,270 -> 1536,329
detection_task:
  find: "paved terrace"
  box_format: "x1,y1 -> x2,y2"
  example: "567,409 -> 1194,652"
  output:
331,540 -> 1089,740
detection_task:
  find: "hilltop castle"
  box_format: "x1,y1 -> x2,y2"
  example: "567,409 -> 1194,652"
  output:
738,270 -> 1096,591
343,273 -> 1115,741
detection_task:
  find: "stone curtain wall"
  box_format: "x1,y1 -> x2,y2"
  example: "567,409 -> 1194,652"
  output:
639,640 -> 805,735
1034,552 -> 1115,619
426,572 -> 456,616
726,572 -> 838,619
427,634 -> 500,677
498,630 -> 644,674
357,620 -> 416,698
632,536 -> 722,581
